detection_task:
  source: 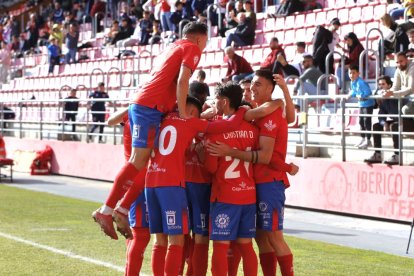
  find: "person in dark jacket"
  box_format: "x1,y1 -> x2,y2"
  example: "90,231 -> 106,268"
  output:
63,89 -> 79,135
88,82 -> 109,143
380,13 -> 410,55
312,25 -> 333,74
225,12 -> 255,47
275,0 -> 305,17
111,18 -> 134,45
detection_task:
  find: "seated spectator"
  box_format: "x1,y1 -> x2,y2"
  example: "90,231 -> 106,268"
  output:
222,0 -> 244,36
225,12 -> 255,48
191,0 -> 208,18
73,1 -> 87,24
104,20 -> 120,45
130,0 -> 144,20
48,37 -> 61,74
407,28 -> 414,56
243,0 -> 256,28
389,0 -> 414,20
347,65 -> 375,150
364,75 -> 413,165
117,10 -> 152,46
304,0 -> 323,11
148,20 -> 162,44
111,18 -> 134,45
383,52 -> 414,116
273,54 -> 300,77
222,46 -> 253,83
293,55 -> 324,96
380,14 -> 410,56
336,32 -> 364,90
291,41 -> 309,75
170,1 -> 184,34
274,0 -> 305,17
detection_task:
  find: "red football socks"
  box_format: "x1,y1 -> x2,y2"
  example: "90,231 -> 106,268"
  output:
151,244 -> 167,276
259,252 -> 277,276
125,227 -> 150,276
119,167 -> 147,210
212,243 -> 230,276
237,242 -> 258,276
228,242 -> 241,276
277,254 -> 294,276
192,243 -> 209,276
105,162 -> 138,209
185,236 -> 195,276
165,245 -> 184,276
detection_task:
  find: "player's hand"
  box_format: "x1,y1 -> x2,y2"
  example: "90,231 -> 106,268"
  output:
273,74 -> 287,89
206,141 -> 232,157
289,163 -> 299,176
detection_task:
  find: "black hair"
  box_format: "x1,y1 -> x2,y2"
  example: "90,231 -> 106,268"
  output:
182,22 -> 207,36
254,69 -> 276,88
186,96 -> 202,115
239,79 -> 251,85
240,100 -> 253,109
270,37 -> 278,43
296,41 -> 306,48
396,51 -> 407,58
349,65 -> 359,72
378,75 -> 393,86
214,82 -> 243,110
189,81 -> 209,105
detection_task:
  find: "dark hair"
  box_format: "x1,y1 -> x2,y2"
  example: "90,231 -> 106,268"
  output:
215,82 -> 243,110
182,22 -> 207,36
349,65 -> 359,72
396,51 -> 407,58
270,37 -> 278,43
175,1 -> 183,7
303,54 -> 313,60
378,75 -> 393,86
197,70 -> 206,80
189,81 -> 209,104
239,79 -> 251,85
186,96 -> 202,114
254,69 -> 276,88
98,82 -> 105,87
240,100 -> 253,109
296,41 -> 306,48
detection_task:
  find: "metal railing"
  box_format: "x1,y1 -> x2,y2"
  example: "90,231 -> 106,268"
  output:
404,5 -> 414,22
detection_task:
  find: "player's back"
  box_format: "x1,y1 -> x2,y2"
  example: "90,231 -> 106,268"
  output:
207,120 -> 259,205
132,40 -> 201,113
145,112 -> 208,188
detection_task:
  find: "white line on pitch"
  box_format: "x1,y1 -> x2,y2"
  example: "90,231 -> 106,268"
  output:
0,231 -> 140,274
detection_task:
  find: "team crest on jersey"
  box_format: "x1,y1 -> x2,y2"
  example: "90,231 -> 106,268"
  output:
133,124 -> 140,138
194,56 -> 199,65
259,201 -> 268,212
215,213 -> 230,229
200,213 -> 206,229
264,120 -> 276,131
166,210 -> 176,225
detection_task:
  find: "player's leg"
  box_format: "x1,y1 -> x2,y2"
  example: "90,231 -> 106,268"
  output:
166,234 -> 185,276
228,241 -> 241,276
153,233 -> 168,276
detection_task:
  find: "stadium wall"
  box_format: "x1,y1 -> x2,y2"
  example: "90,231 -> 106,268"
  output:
5,137 -> 414,222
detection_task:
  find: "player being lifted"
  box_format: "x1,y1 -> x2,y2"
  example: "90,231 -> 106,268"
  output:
92,22 -> 209,237
208,70 -> 299,276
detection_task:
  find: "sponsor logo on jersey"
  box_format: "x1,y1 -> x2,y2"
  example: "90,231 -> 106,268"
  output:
148,162 -> 166,173
264,120 -> 277,132
232,181 -> 255,192
215,213 -> 230,229
259,201 -> 268,212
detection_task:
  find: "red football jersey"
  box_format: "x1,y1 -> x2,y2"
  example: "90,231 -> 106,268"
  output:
254,108 -> 291,187
185,142 -> 212,184
145,113 -> 209,188
132,40 -> 201,113
205,120 -> 259,205
122,115 -> 132,162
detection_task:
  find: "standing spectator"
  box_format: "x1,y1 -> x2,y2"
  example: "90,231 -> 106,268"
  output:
10,15 -> 21,39
160,0 -> 173,32
48,37 -> 61,74
88,82 -> 109,143
65,23 -> 79,64
347,65 -> 375,149
63,89 -> 80,138
222,46 -> 253,83
50,23 -> 64,49
26,13 -> 40,50
90,0 -> 106,32
52,2 -> 65,23
364,75 -> 412,165
0,41 -> 11,83
225,12 -> 255,47
243,0 -> 256,28
275,0 -> 305,17
383,52 -> 414,116
170,1 -> 184,34
130,0 -> 144,20
337,32 -> 364,89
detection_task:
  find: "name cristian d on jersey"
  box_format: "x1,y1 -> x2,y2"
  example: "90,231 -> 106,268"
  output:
223,130 -> 256,140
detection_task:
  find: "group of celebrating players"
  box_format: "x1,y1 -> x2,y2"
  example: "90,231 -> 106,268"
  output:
91,22 -> 299,276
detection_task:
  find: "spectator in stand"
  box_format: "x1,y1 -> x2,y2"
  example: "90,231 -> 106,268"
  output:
225,12 -> 255,47
274,0 -> 305,17
222,46 -> 253,83
88,82 -> 109,143
383,51 -> 414,116
337,32 -> 364,90
108,0 -> 120,20
73,1 -> 88,24
239,78 -> 257,108
130,0 -> 144,20
170,1 -> 184,34
48,37 -> 61,74
191,0 -> 208,18
347,65 -> 375,150
111,18 -> 134,45
14,33 -> 31,57
181,0 -> 193,19
364,75 -> 413,165
52,1 -> 65,23
90,0 -> 106,32
148,20 -> 162,44
10,15 -> 20,39
142,0 -> 159,21
0,41 -> 11,83
293,55 -> 324,96
63,11 -> 78,31
38,17 -> 52,46
65,23 -> 79,64
63,89 -> 80,138
389,0 -> 414,20
26,13 -> 40,51
244,0 -> 256,28
304,0 -> 323,11
160,0 -> 173,32
313,18 -> 341,74
291,41 -> 309,75
2,18 -> 12,44
273,53 -> 300,77
138,10 -> 153,45
104,20 -> 120,45
0,23 -> 4,43
50,23 -> 64,49
380,14 -> 410,55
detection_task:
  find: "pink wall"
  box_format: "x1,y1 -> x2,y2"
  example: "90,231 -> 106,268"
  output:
5,137 -> 414,222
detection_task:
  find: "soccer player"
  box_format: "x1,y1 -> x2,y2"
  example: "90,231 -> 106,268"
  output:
145,96 -> 247,276
207,70 -> 299,276
204,82 -> 259,276
96,22 -> 208,235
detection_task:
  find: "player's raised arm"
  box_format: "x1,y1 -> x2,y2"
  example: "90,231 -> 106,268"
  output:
274,74 -> 296,124
244,99 -> 284,121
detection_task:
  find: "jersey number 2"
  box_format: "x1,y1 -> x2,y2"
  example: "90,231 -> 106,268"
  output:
224,147 -> 251,179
